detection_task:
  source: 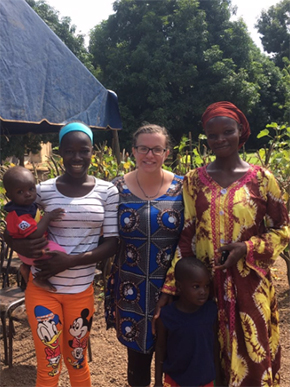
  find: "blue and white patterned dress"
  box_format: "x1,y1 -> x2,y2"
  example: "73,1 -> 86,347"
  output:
105,174 -> 184,353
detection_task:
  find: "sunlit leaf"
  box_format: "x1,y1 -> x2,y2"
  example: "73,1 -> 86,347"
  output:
123,162 -> 131,169
257,129 -> 269,138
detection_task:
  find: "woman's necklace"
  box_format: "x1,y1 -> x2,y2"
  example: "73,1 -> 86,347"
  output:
136,170 -> 164,199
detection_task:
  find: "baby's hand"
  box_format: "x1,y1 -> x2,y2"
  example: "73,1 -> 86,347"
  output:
47,208 -> 65,221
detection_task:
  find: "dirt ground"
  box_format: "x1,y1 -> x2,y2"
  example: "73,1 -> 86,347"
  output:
1,256 -> 289,387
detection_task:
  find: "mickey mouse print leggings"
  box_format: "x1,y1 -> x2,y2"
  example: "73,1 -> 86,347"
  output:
25,276 -> 94,387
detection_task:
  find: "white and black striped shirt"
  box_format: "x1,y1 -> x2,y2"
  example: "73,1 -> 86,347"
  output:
32,177 -> 119,294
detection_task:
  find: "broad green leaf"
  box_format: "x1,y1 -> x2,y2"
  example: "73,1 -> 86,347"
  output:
194,155 -> 203,165
257,129 -> 269,138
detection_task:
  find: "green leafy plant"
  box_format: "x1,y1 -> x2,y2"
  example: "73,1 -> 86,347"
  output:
171,134 -> 213,174
256,123 -> 290,204
90,144 -> 135,180
256,122 -> 290,285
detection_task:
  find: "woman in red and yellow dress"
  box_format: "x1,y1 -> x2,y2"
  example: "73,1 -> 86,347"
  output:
158,102 -> 289,387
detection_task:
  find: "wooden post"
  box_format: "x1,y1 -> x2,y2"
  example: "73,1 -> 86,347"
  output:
112,129 -> 121,164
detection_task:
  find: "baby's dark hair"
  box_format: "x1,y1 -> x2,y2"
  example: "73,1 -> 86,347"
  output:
175,256 -> 209,282
3,166 -> 35,191
132,123 -> 171,149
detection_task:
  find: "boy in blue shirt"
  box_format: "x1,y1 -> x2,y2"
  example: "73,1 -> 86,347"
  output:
155,257 -> 221,387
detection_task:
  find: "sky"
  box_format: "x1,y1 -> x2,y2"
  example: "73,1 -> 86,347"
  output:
46,0 -> 280,50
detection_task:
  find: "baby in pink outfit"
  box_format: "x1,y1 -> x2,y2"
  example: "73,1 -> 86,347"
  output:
3,166 -> 65,291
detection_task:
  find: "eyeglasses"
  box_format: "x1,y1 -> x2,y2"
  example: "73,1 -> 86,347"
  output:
134,146 -> 166,156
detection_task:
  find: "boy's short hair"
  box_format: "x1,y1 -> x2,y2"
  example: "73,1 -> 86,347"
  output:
175,256 -> 208,282
3,166 -> 35,191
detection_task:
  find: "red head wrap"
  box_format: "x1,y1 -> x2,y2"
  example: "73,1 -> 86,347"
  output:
202,101 -> 251,147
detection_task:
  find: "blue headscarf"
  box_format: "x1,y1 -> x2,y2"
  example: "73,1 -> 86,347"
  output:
59,122 -> 93,144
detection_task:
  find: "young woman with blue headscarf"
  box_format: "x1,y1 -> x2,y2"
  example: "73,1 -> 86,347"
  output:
8,122 -> 119,387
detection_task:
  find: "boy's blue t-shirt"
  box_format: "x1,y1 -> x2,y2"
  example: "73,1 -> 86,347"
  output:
160,299 -> 218,387
4,201 -> 38,217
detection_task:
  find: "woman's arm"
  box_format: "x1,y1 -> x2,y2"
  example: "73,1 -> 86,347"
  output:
4,229 -> 48,259
154,317 -> 167,387
153,172 -> 197,333
237,171 -> 288,277
33,236 -> 119,280
162,172 -> 197,295
244,171 -> 289,270
152,293 -> 173,335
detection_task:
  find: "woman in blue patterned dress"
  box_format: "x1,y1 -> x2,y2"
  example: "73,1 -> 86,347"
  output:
106,124 -> 184,387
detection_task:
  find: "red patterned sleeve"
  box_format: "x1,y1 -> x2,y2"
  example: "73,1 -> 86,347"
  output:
245,169 -> 290,277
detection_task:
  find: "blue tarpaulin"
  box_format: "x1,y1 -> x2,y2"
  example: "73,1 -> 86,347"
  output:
0,0 -> 122,135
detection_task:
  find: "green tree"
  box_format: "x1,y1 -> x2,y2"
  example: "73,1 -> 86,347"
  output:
256,0 -> 290,69
280,57 -> 290,120
89,0 -> 288,150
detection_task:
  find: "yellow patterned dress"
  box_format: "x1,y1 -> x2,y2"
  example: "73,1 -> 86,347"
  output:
162,164 -> 289,387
